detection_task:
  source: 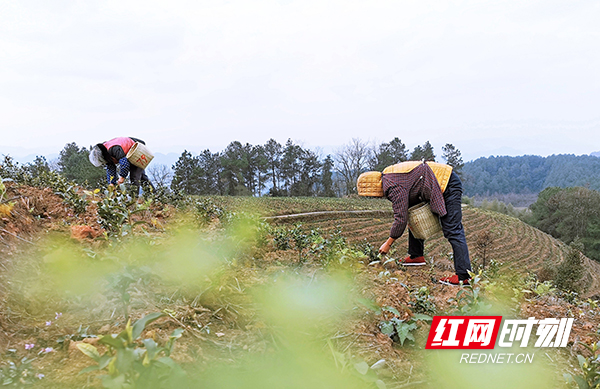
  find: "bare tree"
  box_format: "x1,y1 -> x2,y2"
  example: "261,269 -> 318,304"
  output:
475,230 -> 495,270
334,138 -> 372,196
147,164 -> 173,189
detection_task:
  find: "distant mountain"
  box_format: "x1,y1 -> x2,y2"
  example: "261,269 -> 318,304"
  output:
151,152 -> 180,170
462,154 -> 600,196
591,151 -> 600,157
12,153 -> 59,164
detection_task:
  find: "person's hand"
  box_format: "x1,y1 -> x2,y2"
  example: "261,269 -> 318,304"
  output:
378,237 -> 396,255
379,240 -> 391,255
117,176 -> 125,185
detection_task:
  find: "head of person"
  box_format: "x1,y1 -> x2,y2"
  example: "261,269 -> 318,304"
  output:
356,171 -> 384,197
89,144 -> 107,167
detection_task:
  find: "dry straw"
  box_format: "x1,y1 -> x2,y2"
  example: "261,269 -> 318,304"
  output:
407,202 -> 442,240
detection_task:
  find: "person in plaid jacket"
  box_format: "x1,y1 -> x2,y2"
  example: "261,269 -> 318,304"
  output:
358,161 -> 472,286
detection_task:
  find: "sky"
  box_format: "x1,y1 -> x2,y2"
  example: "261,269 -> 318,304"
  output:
1,0 -> 599,163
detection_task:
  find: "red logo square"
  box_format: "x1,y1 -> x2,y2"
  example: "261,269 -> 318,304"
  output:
425,316 -> 502,349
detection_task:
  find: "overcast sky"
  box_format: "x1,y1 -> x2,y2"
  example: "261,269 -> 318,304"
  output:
1,0 -> 599,162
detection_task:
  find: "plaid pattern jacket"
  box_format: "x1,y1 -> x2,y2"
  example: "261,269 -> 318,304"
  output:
382,163 -> 447,239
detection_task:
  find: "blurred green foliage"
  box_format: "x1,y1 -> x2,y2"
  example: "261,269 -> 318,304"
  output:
77,313 -> 184,389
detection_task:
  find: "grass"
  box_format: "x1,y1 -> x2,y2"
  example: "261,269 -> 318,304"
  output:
1,191 -> 599,388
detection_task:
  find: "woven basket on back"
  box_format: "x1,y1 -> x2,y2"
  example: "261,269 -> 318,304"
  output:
407,202 -> 442,240
357,171 -> 383,197
126,142 -> 154,169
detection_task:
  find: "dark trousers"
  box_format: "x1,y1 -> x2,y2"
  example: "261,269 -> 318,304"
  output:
129,165 -> 155,196
407,171 -> 472,278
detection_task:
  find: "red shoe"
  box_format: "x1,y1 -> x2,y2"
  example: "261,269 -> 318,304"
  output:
439,275 -> 470,286
399,256 -> 426,266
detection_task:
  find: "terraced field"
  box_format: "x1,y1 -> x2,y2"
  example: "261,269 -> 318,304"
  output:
268,205 -> 600,298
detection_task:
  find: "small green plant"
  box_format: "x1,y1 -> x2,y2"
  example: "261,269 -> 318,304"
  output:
409,286 -> 436,315
0,350 -> 39,387
564,341 -> 600,389
0,178 -> 7,201
327,340 -> 387,389
379,313 -> 432,346
77,312 -> 184,389
533,280 -> 556,297
195,198 -> 225,226
374,305 -> 431,346
560,290 -> 580,304
40,171 -> 88,215
272,226 -> 293,250
483,258 -> 501,279
97,187 -> 151,238
517,274 -> 558,300
379,317 -> 417,346
106,270 -> 139,322
149,187 -> 185,208
448,270 -> 492,314
0,178 -> 16,217
355,239 -> 379,262
289,224 -> 311,261
57,325 -> 97,350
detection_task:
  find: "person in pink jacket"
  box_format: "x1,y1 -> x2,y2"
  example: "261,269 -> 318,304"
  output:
89,137 -> 154,196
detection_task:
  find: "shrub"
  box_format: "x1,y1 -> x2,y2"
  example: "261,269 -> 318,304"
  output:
555,240 -> 585,293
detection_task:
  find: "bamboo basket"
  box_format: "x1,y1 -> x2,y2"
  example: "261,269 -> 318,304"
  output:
126,142 -> 154,169
407,202 -> 442,240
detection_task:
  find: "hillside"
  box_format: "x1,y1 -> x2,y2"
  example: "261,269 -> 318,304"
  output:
268,205 -> 600,299
1,185 -> 600,388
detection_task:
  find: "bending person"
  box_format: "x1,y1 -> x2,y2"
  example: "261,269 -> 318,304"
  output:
357,161 -> 471,286
89,136 -> 155,196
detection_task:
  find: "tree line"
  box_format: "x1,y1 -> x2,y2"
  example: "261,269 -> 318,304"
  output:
169,138 -> 463,197
2,139 -> 464,198
462,154 -> 600,196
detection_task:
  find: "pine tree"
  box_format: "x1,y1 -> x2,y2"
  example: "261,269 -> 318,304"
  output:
442,143 -> 464,174
264,139 -> 282,196
171,150 -> 202,194
221,141 -> 251,196
320,155 -> 335,197
410,141 -> 435,161
58,143 -> 105,187
372,137 -> 407,170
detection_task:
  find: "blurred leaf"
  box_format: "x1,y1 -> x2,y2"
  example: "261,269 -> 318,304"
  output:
380,321 -> 395,336
376,379 -> 387,389
397,322 -> 417,346
132,312 -> 164,340
143,339 -> 159,361
382,306 -> 400,316
370,359 -> 386,370
574,375 -> 590,389
77,343 -> 100,362
412,313 -> 433,321
78,365 -> 100,375
354,361 -> 369,375
102,374 -> 126,389
99,335 -> 124,350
